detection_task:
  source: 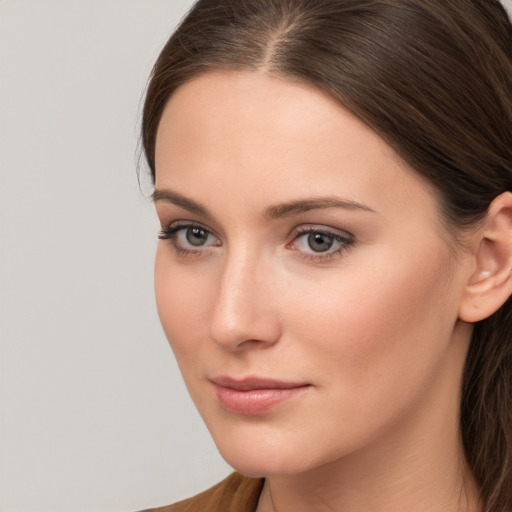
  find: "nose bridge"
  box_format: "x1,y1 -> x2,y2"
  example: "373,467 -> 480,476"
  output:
208,244 -> 279,351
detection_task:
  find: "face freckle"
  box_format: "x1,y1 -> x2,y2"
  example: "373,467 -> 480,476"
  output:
153,71 -> 473,478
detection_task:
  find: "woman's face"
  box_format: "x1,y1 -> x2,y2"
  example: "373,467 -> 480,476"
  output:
153,72 -> 473,477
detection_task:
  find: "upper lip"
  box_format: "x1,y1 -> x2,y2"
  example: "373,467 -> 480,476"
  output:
210,376 -> 310,390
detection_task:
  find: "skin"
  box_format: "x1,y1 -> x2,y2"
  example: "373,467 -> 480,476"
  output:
153,72 -> 483,511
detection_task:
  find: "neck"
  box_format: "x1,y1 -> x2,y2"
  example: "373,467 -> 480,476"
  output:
256,322 -> 481,512
258,429 -> 479,512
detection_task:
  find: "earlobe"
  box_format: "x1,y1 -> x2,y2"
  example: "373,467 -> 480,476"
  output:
459,192 -> 512,323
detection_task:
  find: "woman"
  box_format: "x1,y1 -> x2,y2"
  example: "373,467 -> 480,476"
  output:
141,1 -> 512,511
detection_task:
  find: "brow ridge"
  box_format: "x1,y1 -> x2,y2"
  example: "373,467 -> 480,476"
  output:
264,197 -> 376,218
153,188 -> 375,219
152,189 -> 210,217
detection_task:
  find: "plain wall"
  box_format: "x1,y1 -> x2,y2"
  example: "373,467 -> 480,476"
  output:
1,1 -> 511,512
0,2 -> 231,512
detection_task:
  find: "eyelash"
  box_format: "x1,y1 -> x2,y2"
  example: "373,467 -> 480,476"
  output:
290,226 -> 355,262
158,223 -> 218,256
158,223 -> 355,261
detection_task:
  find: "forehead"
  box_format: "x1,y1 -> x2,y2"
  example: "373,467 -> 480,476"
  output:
155,71 -> 399,169
154,71 -> 441,231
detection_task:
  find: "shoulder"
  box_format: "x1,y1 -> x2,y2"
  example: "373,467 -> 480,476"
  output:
141,472 -> 264,512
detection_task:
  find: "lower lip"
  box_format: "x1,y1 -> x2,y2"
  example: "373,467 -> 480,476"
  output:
213,384 -> 310,415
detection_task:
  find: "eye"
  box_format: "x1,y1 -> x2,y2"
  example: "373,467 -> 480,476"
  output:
182,226 -> 211,246
304,231 -> 336,252
159,223 -> 221,253
289,226 -> 354,260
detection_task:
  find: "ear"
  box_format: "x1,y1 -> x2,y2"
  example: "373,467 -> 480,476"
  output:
459,192 -> 512,323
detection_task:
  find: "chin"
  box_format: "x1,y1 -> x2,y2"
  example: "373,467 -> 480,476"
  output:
219,447 -> 306,479
210,425 -> 333,479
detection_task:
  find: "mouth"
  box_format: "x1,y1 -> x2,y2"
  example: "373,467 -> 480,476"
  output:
209,376 -> 311,415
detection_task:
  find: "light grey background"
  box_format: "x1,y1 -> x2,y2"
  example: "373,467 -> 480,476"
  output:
1,1 -> 511,512
0,1 -> 230,512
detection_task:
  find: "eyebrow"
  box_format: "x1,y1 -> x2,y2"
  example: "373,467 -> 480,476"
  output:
152,188 -> 376,219
264,197 -> 376,218
152,189 -> 211,218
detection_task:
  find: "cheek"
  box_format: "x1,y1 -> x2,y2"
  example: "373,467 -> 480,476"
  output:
154,249 -> 211,365
281,243 -> 458,403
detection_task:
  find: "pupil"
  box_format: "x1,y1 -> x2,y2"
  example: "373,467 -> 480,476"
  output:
308,232 -> 333,252
186,227 -> 208,246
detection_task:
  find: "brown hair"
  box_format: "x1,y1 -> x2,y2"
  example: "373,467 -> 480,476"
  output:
141,1 -> 512,510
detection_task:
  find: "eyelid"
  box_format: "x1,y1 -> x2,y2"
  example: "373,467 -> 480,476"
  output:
290,224 -> 354,242
159,221 -> 222,253
287,224 -> 355,261
160,220 -> 219,237
159,220 -> 354,261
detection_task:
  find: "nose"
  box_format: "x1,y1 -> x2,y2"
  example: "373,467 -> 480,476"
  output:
208,251 -> 281,352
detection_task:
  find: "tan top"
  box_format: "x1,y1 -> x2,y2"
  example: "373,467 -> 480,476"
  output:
143,473 -> 264,512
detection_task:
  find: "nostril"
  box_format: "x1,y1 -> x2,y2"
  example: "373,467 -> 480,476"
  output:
207,255 -> 282,351
208,309 -> 282,352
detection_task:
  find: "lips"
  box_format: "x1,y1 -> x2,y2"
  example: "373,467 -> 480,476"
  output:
210,376 -> 311,415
